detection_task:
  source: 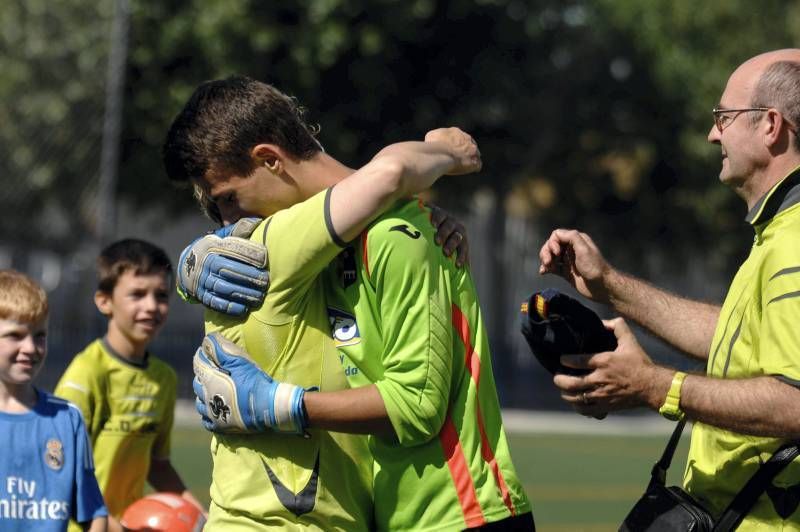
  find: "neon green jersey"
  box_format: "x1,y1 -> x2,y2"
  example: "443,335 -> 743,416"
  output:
324,199 -> 531,531
204,188 -> 373,531
685,168 -> 800,530
54,339 -> 177,520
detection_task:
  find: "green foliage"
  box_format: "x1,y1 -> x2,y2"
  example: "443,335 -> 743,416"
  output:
0,0 -> 111,247
5,0 -> 800,276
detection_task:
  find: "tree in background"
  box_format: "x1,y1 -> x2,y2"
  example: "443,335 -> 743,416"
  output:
4,0 -> 800,404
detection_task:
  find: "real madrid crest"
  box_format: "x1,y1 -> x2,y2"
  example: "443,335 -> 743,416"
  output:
45,438 -> 64,471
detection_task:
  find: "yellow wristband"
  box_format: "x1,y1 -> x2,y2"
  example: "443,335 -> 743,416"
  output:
658,371 -> 687,421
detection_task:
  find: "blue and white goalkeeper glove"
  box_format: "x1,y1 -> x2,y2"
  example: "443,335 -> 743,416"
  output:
177,218 -> 270,316
192,332 -> 308,435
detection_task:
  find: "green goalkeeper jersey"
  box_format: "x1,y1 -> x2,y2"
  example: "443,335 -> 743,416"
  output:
55,339 -> 177,522
204,188 -> 373,531
323,199 -> 531,531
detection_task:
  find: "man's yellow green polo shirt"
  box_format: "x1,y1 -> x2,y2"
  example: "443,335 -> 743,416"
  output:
684,167 -> 800,530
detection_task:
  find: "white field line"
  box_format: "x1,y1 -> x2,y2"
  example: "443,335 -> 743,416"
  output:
174,400 -> 685,436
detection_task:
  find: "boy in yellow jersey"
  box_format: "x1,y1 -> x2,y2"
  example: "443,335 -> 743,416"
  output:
55,239 -> 203,532
167,76 -> 532,531
165,77 -> 483,531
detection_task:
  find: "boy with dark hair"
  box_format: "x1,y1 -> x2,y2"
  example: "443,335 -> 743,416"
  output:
55,239 -> 203,532
167,76 -> 532,531
0,269 -> 107,531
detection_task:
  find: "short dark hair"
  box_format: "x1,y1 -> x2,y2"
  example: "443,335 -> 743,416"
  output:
97,239 -> 173,294
163,76 -> 322,184
751,60 -> 800,151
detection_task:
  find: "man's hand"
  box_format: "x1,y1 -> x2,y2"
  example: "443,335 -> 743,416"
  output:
553,318 -> 671,417
192,332 -> 307,434
538,228 -> 613,303
424,127 -> 482,175
177,218 -> 269,316
428,203 -> 470,267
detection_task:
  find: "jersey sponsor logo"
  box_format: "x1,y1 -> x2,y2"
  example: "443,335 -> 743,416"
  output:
44,439 -> 63,471
210,394 -> 231,423
389,224 -> 421,239
2,477 -> 70,520
327,308 -> 360,347
262,453 -> 319,517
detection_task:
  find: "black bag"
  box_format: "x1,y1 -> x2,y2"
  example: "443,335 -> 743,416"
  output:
620,419 -> 800,531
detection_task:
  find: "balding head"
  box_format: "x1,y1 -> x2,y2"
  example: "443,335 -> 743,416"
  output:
711,50 -> 800,204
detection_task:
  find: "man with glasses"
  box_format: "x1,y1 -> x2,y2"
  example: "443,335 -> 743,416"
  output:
539,49 -> 800,529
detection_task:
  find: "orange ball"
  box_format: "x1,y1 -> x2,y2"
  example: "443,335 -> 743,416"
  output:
120,492 -> 206,532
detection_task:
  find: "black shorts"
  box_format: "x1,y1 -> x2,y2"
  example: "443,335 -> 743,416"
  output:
465,512 -> 535,531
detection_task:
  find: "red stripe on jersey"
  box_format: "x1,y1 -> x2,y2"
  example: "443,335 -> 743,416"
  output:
360,230 -> 370,279
439,413 -> 485,527
452,304 -> 517,516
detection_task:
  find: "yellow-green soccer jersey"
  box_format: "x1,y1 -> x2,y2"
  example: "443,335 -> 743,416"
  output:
324,199 -> 532,531
685,168 -> 800,530
204,188 -> 373,531
54,338 -> 177,522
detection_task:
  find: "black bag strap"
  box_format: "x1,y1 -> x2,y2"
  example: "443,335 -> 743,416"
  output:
648,419 -> 687,489
713,441 -> 800,531
648,419 -> 800,531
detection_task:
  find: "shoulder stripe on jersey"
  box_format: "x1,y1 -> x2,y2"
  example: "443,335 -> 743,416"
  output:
452,304 -> 517,517
60,381 -> 88,394
45,395 -> 70,406
260,218 -> 272,246
769,266 -> 800,282
768,290 -> 800,305
708,289 -> 750,373
324,187 -> 347,248
722,317 -> 744,378
360,230 -> 370,279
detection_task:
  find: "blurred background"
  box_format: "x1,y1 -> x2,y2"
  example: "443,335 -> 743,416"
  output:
5,1 -> 800,528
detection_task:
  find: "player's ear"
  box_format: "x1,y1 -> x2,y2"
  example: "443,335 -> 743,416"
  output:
251,144 -> 284,174
94,290 -> 113,316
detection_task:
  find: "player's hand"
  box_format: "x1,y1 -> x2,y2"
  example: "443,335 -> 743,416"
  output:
424,127 -> 482,175
428,203 -> 470,267
177,218 -> 270,316
192,333 -> 307,434
538,228 -> 612,303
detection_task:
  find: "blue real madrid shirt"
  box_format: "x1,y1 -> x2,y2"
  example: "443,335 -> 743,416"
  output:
0,390 -> 107,530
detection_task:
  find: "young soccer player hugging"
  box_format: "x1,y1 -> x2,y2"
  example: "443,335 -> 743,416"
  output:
55,240 -> 204,532
0,269 -> 108,531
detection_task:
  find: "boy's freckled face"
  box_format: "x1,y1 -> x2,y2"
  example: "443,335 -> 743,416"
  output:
99,271 -> 170,346
0,318 -> 47,385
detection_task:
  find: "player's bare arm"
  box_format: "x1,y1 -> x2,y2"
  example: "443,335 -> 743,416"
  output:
178,128 -> 480,316
539,228 -> 720,359
329,127 -> 481,243
86,516 -> 107,532
303,385 -> 395,438
194,333 -> 396,437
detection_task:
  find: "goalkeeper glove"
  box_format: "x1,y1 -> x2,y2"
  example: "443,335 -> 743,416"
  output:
192,332 -> 308,435
177,217 -> 270,316
520,288 -> 617,375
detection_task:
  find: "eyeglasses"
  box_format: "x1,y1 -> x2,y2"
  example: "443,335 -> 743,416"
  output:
711,107 -> 769,132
